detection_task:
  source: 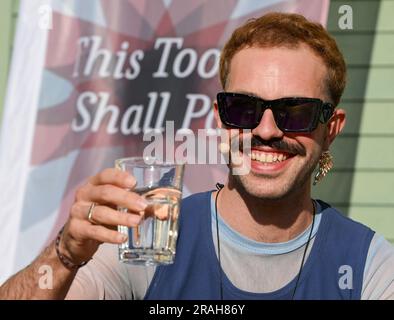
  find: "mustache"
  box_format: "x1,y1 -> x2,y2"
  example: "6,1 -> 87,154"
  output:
235,136 -> 306,156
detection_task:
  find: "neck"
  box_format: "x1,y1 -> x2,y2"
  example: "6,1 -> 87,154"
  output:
216,178 -> 314,243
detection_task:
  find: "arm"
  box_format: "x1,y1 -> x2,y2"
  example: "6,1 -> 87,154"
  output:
362,234 -> 394,300
0,168 -> 147,299
0,241 -> 76,299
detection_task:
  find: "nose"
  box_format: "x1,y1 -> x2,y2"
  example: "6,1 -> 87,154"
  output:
252,109 -> 284,140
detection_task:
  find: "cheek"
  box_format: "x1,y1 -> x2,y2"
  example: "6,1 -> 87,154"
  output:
287,126 -> 326,149
288,134 -> 324,157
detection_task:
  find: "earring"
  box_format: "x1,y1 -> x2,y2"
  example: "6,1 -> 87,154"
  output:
313,151 -> 333,185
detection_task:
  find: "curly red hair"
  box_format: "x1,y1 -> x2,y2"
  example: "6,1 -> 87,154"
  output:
220,12 -> 346,106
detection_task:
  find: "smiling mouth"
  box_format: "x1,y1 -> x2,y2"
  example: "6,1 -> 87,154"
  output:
243,150 -> 296,164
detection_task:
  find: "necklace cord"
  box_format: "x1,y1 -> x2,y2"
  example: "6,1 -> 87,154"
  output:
214,185 -> 224,300
291,200 -> 316,300
214,184 -> 316,301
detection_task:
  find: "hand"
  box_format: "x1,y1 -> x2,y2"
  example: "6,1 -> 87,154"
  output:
59,168 -> 148,265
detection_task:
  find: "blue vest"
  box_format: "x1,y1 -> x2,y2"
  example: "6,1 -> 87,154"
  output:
145,191 -> 374,300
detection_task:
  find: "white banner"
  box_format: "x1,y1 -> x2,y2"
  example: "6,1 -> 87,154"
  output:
0,0 -> 329,283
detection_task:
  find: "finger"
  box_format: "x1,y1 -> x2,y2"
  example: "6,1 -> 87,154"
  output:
89,185 -> 148,212
84,224 -> 128,244
89,168 -> 136,189
89,205 -> 142,227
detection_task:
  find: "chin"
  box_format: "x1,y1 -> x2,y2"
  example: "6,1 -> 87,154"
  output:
233,173 -> 294,200
231,162 -> 317,201
228,148 -> 319,201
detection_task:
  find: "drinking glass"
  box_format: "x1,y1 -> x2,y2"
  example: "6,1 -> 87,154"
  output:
115,157 -> 184,266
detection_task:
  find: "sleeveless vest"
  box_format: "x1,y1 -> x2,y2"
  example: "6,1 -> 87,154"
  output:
145,191 -> 374,300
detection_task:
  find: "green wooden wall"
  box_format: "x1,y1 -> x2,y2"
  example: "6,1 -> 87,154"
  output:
345,0 -> 394,244
313,0 -> 394,244
0,1 -> 393,243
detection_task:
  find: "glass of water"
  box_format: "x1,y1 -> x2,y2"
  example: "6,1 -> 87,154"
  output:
115,157 -> 185,266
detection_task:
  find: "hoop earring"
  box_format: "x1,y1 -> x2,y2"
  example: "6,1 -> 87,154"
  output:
313,151 -> 333,185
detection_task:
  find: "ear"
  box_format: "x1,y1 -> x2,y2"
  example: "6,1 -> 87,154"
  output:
323,108 -> 346,150
213,100 -> 223,129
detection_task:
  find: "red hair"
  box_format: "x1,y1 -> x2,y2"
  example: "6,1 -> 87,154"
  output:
220,12 -> 347,106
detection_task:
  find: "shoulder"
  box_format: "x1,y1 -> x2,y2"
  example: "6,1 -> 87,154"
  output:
317,200 -> 394,299
316,199 -> 375,237
362,234 -> 394,299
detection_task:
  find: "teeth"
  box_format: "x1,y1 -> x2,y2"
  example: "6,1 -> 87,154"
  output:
250,151 -> 290,164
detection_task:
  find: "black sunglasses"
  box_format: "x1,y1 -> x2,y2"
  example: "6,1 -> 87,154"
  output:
217,92 -> 334,133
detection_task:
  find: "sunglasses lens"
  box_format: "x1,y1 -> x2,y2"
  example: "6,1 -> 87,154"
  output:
274,101 -> 318,131
218,93 -> 322,132
223,95 -> 260,128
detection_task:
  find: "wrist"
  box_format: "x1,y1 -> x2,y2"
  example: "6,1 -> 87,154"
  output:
55,227 -> 89,270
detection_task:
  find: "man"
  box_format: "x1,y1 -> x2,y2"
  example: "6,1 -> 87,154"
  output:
1,12 -> 393,300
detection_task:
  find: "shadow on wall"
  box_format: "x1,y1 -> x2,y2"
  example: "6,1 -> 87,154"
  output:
312,0 -> 382,216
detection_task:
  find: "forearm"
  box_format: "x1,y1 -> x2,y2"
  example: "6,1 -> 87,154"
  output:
0,169 -> 143,300
0,241 -> 77,299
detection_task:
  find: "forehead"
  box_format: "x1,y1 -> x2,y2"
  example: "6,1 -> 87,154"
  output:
227,45 -> 327,100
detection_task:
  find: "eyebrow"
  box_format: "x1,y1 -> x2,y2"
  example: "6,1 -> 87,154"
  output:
228,89 -> 260,97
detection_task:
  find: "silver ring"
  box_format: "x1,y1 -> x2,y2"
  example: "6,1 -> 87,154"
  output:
87,202 -> 97,223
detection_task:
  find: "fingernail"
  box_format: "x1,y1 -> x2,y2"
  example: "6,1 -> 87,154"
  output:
125,176 -> 136,187
118,234 -> 127,242
129,215 -> 141,226
137,199 -> 148,210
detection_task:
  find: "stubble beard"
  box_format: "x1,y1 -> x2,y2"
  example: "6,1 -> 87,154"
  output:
230,151 -> 320,202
